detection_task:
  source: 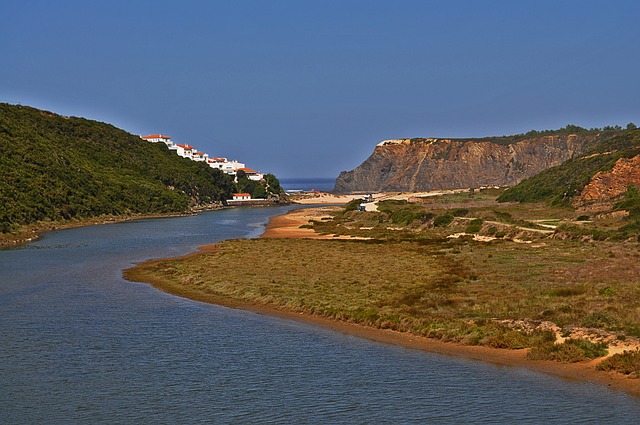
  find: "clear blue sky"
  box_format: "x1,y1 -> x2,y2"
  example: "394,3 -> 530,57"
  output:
2,0 -> 639,178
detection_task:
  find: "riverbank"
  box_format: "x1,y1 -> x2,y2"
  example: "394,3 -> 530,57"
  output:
125,205 -> 640,398
0,205 -> 226,249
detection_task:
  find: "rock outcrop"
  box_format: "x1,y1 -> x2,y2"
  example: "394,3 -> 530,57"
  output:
572,154 -> 640,211
334,135 -> 598,193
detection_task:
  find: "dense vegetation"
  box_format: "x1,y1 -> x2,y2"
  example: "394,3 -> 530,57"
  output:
235,170 -> 284,199
412,123 -> 628,146
497,128 -> 640,204
0,103 -> 237,233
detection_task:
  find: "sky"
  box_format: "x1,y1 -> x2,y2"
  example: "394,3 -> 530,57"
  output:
2,0 -> 639,178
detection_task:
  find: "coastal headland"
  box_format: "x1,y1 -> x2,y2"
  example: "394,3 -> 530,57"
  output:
125,190 -> 640,398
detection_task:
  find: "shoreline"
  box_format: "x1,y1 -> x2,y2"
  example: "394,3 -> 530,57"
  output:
124,205 -> 640,398
0,206 -> 225,249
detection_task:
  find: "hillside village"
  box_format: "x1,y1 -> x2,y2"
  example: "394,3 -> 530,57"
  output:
141,134 -> 264,182
140,134 -> 269,202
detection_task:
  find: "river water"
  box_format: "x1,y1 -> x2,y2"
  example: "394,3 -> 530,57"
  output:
1,207 -> 639,424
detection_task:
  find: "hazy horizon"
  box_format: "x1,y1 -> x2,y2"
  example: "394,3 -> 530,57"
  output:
2,0 -> 639,178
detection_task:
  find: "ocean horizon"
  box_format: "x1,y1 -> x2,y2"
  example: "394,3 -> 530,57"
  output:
279,177 -> 336,193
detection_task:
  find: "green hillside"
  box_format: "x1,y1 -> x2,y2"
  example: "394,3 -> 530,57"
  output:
0,103 -> 235,233
497,129 -> 640,204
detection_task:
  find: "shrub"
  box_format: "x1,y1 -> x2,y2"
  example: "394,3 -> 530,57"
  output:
528,339 -> 608,362
344,198 -> 364,212
581,311 -> 616,328
596,349 -> 640,377
452,208 -> 469,217
465,218 -> 483,234
434,214 -> 454,227
614,184 -> 640,218
599,287 -> 616,297
390,209 -> 433,226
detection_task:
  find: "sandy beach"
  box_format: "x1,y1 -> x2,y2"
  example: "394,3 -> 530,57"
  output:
253,205 -> 640,397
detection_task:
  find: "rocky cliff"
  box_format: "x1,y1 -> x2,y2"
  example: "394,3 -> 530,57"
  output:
572,154 -> 640,211
334,135 -> 599,193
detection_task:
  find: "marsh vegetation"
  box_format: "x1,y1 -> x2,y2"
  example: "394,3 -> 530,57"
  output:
127,188 -> 640,373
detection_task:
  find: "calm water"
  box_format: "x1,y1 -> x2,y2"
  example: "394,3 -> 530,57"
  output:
280,177 -> 336,193
1,207 -> 639,424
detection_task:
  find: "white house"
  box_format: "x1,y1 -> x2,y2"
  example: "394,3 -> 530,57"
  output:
232,193 -> 251,201
227,160 -> 246,173
208,157 -> 225,169
238,167 -> 264,181
173,144 -> 195,159
141,134 -> 173,147
142,133 -> 265,180
207,157 -> 246,175
192,151 -> 209,162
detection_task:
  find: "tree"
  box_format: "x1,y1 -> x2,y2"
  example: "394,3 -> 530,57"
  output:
264,173 -> 282,194
627,122 -> 637,130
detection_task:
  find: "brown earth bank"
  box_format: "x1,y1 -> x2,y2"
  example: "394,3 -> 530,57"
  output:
124,205 -> 640,398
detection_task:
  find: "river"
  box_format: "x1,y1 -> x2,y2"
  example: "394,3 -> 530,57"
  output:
1,207 -> 639,424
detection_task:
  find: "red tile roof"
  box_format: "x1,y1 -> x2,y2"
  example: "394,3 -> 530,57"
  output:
238,167 -> 257,173
233,193 -> 251,197
141,134 -> 170,139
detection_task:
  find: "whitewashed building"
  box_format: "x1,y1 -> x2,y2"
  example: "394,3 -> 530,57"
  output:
173,143 -> 195,159
238,167 -> 264,181
192,151 -> 209,162
141,134 -> 173,147
232,193 -> 251,201
207,157 -> 246,175
142,133 -> 265,180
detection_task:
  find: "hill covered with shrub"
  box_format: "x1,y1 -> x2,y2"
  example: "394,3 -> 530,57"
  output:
0,103 -> 236,233
497,129 -> 640,205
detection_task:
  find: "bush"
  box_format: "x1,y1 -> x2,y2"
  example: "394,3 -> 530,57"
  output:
581,311 -> 616,328
596,349 -> 640,377
614,184 -> 640,218
465,218 -> 483,234
528,339 -> 608,362
433,214 -> 454,227
452,208 -> 469,217
344,198 -> 364,212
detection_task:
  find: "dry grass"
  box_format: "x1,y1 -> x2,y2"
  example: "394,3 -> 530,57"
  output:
126,235 -> 640,352
125,190 -> 640,374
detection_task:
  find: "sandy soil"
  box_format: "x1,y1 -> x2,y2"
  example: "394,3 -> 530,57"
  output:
289,192 -> 367,205
261,206 -> 369,240
290,189 -> 471,208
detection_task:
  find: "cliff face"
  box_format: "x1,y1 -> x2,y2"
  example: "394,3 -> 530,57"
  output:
572,154 -> 640,211
334,135 -> 596,193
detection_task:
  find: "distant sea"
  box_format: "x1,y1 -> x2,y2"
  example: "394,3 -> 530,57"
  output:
280,177 -> 336,193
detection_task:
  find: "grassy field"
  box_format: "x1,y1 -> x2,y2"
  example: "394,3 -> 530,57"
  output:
126,189 -> 640,375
